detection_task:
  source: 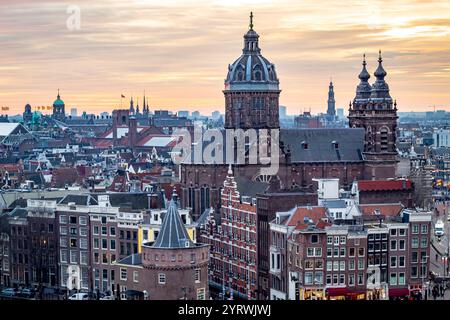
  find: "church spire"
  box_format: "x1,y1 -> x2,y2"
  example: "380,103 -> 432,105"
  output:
327,80 -> 336,117
129,95 -> 135,114
353,53 -> 372,105
243,12 -> 260,54
249,11 -> 254,30
370,49 -> 392,102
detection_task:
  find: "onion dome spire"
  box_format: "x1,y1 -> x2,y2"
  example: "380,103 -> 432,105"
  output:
243,12 -> 260,54
369,50 -> 392,102
353,54 -> 372,104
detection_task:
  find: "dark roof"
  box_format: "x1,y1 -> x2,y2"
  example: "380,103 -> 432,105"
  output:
235,176 -> 269,198
196,208 -> 213,227
92,193 -> 149,210
117,253 -> 142,266
8,207 -> 28,219
58,194 -> 98,206
280,128 -> 364,163
153,196 -> 195,248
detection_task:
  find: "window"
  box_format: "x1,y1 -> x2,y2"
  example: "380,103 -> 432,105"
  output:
399,240 -> 406,250
327,248 -> 332,257
197,288 -> 206,300
333,248 -> 339,257
158,273 -> 166,284
59,215 -> 67,224
102,239 -> 108,250
326,261 -> 332,271
94,253 -> 99,264
305,260 -> 314,269
339,261 -> 346,271
110,227 -> 116,236
333,261 -> 339,271
390,256 -> 397,268
101,216 -> 107,224
420,237 -> 428,248
349,259 -> 355,270
340,248 -> 346,257
390,229 -> 397,236
412,238 -> 419,248
315,248 -> 322,257
120,268 -> 127,280
304,272 -> 313,285
333,274 -> 339,285
412,252 -> 418,263
102,254 -> 108,264
110,240 -> 116,250
357,273 -> 364,285
70,250 -> 77,263
339,274 -> 345,285
390,273 -> 397,286
80,238 -> 88,250
340,236 -> 346,245
326,275 -> 332,285
93,238 -> 99,249
349,274 -> 355,286
133,271 -> 139,283
315,260 -> 323,269
79,216 -> 87,225
395,256 -> 404,268
70,216 -> 77,224
80,228 -> 88,237
358,259 -> 364,270
80,251 -> 88,265
358,248 -> 365,257
349,247 -> 355,257
307,248 -> 314,257
195,269 -> 201,283
60,226 -> 67,235
60,250 -> 67,263
411,266 -> 418,278
412,225 -> 419,234
93,226 -> 99,235
391,240 -> 397,251
314,272 -> 323,285
311,235 -> 319,244
60,237 -> 67,247
327,236 -> 333,245
70,227 -> 77,235
70,239 -> 77,248
102,226 -> 107,236
334,236 -> 339,245
421,224 -> 428,234
399,229 -> 406,236
398,272 -> 405,285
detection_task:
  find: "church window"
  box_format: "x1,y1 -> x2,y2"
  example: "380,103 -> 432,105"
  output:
380,127 -> 389,151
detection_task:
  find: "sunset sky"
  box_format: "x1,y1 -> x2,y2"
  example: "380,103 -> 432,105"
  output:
1,0 -> 450,116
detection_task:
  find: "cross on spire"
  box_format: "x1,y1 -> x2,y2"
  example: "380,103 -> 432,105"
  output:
249,12 -> 254,30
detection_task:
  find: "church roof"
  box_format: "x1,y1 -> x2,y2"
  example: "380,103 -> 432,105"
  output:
153,193 -> 195,249
280,128 -> 365,163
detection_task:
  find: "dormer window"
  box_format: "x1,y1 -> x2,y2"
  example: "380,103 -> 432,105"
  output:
332,141 -> 339,149
301,141 -> 308,150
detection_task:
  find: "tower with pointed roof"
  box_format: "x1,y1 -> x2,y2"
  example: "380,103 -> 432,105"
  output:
327,81 -> 336,117
224,12 -> 280,129
348,51 -> 398,179
129,96 -> 135,115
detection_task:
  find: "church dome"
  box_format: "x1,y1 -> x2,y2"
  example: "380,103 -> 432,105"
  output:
225,13 -> 279,91
53,90 -> 65,107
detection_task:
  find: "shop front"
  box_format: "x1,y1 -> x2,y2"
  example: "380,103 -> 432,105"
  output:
366,287 -> 388,300
388,288 -> 409,300
300,287 -> 325,300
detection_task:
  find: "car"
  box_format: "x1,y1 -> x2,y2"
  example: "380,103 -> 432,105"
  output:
435,220 -> 445,237
68,293 -> 89,300
1,288 -> 16,296
99,295 -> 115,300
18,288 -> 35,298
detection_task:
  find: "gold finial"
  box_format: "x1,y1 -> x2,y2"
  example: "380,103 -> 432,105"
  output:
378,49 -> 382,62
249,12 -> 254,30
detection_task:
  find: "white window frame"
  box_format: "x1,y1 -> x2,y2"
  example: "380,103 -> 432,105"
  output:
158,273 -> 166,284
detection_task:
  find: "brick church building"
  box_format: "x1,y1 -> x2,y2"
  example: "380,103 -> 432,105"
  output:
180,13 -> 399,219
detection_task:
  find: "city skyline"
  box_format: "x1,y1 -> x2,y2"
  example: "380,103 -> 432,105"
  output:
1,0 -> 450,115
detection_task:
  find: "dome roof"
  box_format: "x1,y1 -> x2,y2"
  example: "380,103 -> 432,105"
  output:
225,13 -> 279,91
53,90 -> 65,107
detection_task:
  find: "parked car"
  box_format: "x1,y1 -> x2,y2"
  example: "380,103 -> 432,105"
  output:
18,288 -> 35,298
99,295 -> 115,300
68,293 -> 89,300
1,288 -> 16,296
435,220 -> 445,237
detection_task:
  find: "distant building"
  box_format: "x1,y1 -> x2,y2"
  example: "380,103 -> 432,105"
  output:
178,111 -> 189,118
52,90 -> 65,122
211,111 -> 221,121
191,111 -> 201,119
336,108 -> 344,120
327,81 -> 336,117
70,108 -> 77,118
279,106 -> 287,119
433,128 -> 450,148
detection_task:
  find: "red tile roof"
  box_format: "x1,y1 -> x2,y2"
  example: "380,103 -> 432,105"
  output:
286,206 -> 328,227
357,180 -> 412,192
359,203 -> 404,217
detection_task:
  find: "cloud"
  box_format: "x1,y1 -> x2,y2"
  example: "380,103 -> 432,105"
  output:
0,0 -> 449,115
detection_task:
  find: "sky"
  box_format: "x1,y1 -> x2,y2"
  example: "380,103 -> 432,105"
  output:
0,0 -> 450,116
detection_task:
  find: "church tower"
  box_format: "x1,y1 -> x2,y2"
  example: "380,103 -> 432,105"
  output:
224,12 -> 280,129
348,52 -> 398,180
52,89 -> 66,121
327,81 -> 336,117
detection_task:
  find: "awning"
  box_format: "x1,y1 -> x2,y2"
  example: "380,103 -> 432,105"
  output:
389,288 -> 409,297
326,287 -> 349,296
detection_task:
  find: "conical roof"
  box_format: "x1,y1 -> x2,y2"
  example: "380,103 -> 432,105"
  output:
153,191 -> 195,249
